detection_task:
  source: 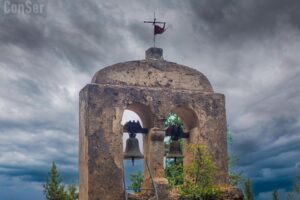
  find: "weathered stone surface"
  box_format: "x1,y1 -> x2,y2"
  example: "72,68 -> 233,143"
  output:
146,47 -> 163,60
79,47 -> 229,200
91,53 -> 213,93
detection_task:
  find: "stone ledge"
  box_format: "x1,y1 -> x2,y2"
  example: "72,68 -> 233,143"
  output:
216,187 -> 244,200
128,186 -> 244,200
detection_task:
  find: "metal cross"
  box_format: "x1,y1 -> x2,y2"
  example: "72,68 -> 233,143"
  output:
144,12 -> 166,47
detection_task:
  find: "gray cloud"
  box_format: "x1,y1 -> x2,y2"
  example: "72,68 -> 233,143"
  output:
189,0 -> 300,41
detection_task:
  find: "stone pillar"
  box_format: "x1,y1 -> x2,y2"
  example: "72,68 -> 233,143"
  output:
147,127 -> 169,199
205,94 -> 228,184
79,85 -> 125,200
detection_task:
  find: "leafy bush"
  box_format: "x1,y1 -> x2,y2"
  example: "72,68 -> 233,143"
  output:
165,158 -> 184,186
178,184 -> 221,200
129,171 -> 144,193
164,113 -> 184,128
178,144 -> 221,200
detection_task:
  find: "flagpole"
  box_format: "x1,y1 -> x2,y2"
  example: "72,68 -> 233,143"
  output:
153,11 -> 155,47
143,12 -> 165,48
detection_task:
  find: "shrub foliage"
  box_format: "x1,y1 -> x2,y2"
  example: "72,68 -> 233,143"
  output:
165,144 -> 221,200
129,171 -> 144,193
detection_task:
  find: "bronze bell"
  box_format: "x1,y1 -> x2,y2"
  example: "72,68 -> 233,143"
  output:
166,140 -> 183,161
124,137 -> 143,166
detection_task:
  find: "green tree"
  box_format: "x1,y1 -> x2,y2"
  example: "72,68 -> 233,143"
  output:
286,165 -> 300,200
227,125 -> 243,187
272,189 -> 279,200
285,192 -> 295,200
244,178 -> 254,200
66,184 -> 78,200
43,162 -> 67,200
227,125 -> 233,144
129,171 -> 144,193
228,156 -> 244,187
44,162 -> 78,200
294,166 -> 300,194
178,144 -> 220,200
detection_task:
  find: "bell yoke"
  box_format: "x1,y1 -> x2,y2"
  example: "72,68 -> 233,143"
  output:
123,120 -> 189,165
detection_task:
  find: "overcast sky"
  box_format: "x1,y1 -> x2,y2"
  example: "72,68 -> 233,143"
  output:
0,0 -> 300,199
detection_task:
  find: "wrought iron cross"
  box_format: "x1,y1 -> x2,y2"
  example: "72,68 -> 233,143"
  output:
144,13 -> 166,47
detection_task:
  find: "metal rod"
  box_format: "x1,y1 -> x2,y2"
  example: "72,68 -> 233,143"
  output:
153,11 -> 155,47
126,187 -> 154,190
145,161 -> 159,200
144,12 -> 166,47
122,162 -> 128,200
144,21 -> 165,24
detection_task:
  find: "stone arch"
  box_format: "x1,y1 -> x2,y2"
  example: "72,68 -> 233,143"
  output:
122,102 -> 154,190
168,106 -> 201,181
121,109 -> 144,151
125,102 -> 153,129
171,105 -> 199,131
121,102 -> 152,157
121,108 -> 146,194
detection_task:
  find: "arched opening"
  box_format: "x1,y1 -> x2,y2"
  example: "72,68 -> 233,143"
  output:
122,103 -> 153,194
171,106 -> 199,131
122,110 -> 144,194
164,106 -> 199,186
163,113 -> 185,186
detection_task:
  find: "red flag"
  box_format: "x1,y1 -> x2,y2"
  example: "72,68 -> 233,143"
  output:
154,25 -> 165,35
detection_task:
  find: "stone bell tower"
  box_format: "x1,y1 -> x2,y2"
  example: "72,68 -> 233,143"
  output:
79,47 -> 228,200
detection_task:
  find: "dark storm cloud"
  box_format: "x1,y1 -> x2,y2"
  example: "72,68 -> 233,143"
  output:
0,15 -> 46,49
0,0 -> 132,73
1,165 -> 77,183
189,0 -> 300,41
128,21 -> 152,46
0,1 -> 126,194
254,179 -> 293,196
235,117 -> 300,152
